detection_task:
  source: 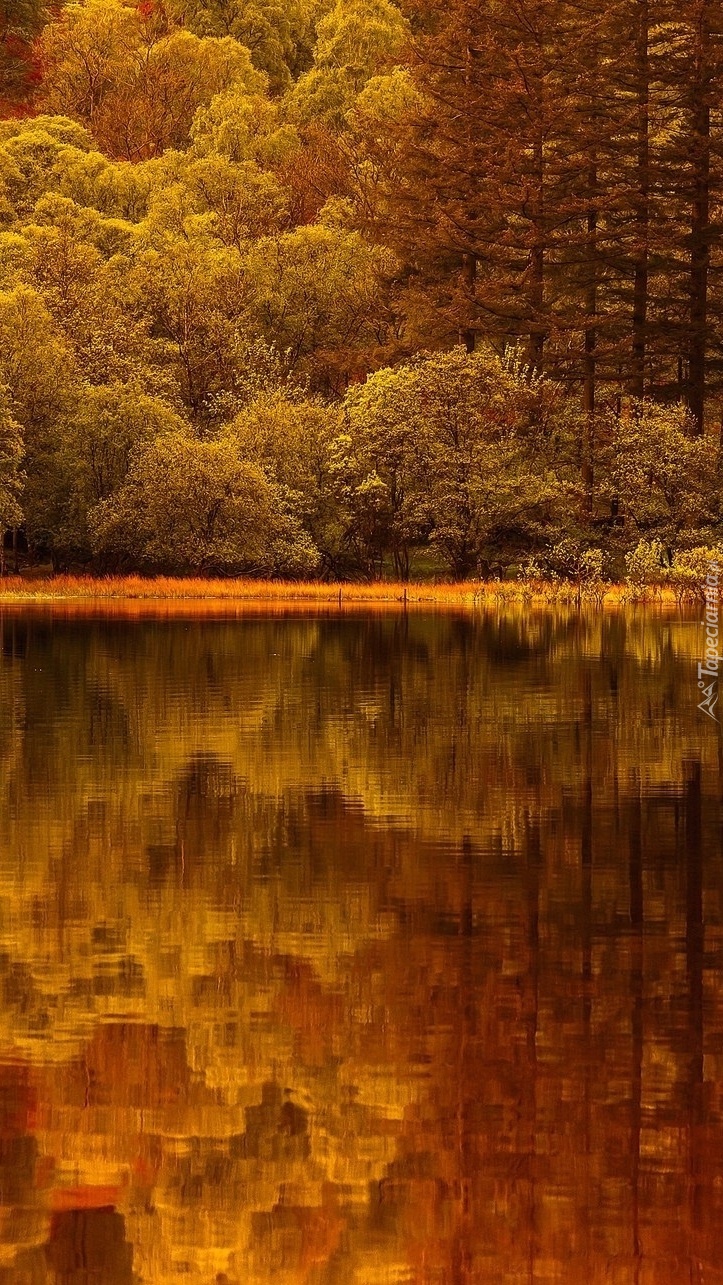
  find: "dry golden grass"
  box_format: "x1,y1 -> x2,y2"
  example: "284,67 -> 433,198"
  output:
0,574 -> 696,614
0,574 -> 470,603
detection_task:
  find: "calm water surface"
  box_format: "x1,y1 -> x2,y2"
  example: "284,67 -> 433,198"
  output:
0,605 -> 720,1284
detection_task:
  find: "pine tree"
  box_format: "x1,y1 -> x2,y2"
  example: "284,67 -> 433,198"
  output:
675,0 -> 723,432
364,0 -> 578,362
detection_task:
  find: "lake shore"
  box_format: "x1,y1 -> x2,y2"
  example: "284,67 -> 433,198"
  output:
0,574 -> 696,610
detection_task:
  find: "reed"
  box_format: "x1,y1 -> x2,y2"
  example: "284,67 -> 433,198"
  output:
0,575 -> 693,609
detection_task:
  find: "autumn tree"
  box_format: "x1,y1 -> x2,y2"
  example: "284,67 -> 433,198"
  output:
125,236 -> 248,414
278,0 -> 408,222
44,383 -> 188,564
341,347 -> 576,577
0,116 -> 93,217
167,0 -> 316,91
367,0 -> 576,359
0,0 -> 47,110
20,200 -> 157,386
363,0 -> 723,432
182,154 -> 290,245
314,0 -> 407,88
600,401 -> 719,544
240,222 -> 399,389
0,383 -> 23,571
226,390 -> 343,564
90,430 -> 319,573
190,80 -> 298,165
38,0 -> 265,159
664,0 -> 723,431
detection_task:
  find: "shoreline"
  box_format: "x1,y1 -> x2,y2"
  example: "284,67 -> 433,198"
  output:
0,575 -> 700,611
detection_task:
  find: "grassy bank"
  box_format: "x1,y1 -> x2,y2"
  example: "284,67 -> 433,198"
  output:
0,575 -> 702,610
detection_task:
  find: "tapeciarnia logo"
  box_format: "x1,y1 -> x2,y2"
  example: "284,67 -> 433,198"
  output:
698,561 -> 720,723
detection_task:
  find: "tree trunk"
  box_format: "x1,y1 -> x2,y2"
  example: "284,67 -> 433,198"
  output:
458,253 -> 477,353
687,0 -> 711,434
582,161 -> 598,512
631,0 -> 650,399
529,132 -> 546,365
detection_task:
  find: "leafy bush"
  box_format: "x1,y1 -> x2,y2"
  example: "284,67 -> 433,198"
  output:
519,539 -> 604,583
90,432 -> 320,576
624,539 -> 670,587
669,545 -> 723,598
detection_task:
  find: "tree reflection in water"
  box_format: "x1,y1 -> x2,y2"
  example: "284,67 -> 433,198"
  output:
0,605 -> 719,1283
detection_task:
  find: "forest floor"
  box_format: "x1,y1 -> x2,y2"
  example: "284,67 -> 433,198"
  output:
0,575 -> 696,611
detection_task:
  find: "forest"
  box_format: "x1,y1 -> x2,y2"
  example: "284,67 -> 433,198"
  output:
0,0 -> 722,580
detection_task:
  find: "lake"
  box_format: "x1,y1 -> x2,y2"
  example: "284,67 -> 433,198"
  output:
0,604 -> 720,1284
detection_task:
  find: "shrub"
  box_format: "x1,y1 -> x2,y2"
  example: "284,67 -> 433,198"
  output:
669,545 -> 723,599
519,539 -> 604,583
624,539 -> 670,588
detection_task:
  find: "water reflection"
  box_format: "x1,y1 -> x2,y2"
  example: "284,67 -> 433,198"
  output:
0,605 -> 720,1283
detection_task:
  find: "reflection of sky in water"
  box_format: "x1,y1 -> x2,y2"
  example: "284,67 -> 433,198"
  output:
0,606 -> 719,1283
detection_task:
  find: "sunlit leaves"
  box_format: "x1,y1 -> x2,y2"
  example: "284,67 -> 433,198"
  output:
167,0 -> 316,91
191,85 -> 299,166
38,0 -> 266,158
0,383 -> 23,539
341,347 -> 575,576
90,430 -> 320,573
604,401 -> 719,542
314,0 -> 408,87
240,223 -> 398,387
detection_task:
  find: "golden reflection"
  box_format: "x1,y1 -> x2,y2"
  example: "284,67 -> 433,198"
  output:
0,606 -> 720,1283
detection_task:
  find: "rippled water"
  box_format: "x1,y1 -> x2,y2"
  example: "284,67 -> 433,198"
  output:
0,604 -> 720,1283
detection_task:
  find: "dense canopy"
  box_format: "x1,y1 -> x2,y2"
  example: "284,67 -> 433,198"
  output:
0,0 -> 722,578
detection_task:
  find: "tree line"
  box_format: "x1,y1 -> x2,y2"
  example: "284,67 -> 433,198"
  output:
0,0 -> 722,578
